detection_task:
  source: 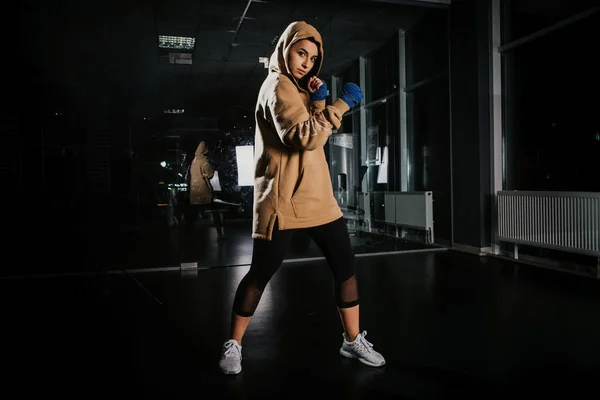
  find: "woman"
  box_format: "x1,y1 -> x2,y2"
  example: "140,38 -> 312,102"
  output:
186,141 -> 224,240
219,21 -> 385,374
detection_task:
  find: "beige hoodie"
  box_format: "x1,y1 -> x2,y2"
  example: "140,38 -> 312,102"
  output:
189,141 -> 215,205
252,21 -> 351,240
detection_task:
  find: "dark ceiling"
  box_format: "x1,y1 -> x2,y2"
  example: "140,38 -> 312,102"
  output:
22,0 -> 449,129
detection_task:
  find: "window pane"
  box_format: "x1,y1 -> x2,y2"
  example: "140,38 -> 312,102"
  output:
409,77 -> 451,242
405,9 -> 451,243
364,95 -> 399,192
503,0 -> 600,43
366,34 -> 399,103
405,10 -> 448,86
503,12 -> 600,191
338,60 -> 360,88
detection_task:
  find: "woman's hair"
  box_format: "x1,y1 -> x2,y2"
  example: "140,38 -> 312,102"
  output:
306,37 -> 319,47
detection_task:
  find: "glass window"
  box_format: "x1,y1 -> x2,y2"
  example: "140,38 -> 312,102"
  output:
337,60 -> 360,89
404,9 -> 452,243
328,71 -> 362,210
503,11 -> 600,191
364,94 -> 400,192
365,35 -> 399,104
407,77 -> 451,241
503,0 -> 600,43
405,11 -> 448,87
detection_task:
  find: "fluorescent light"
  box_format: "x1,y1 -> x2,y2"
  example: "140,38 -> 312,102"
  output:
235,146 -> 255,186
158,35 -> 195,50
164,109 -> 185,114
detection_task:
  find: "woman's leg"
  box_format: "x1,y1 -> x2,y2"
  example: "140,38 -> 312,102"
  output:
220,220 -> 293,375
184,203 -> 197,230
308,217 -> 360,339
229,220 -> 293,344
308,217 -> 385,367
212,211 -> 224,237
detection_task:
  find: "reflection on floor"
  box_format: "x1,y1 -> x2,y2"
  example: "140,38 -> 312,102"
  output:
6,214 -> 439,278
4,250 -> 599,398
177,218 -> 440,270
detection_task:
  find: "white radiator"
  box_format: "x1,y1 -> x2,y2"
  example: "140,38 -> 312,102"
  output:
384,191 -> 435,243
497,191 -> 600,257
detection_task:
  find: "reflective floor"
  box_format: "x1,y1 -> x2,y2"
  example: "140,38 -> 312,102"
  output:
4,249 -> 600,398
176,218 -> 439,270
11,213 -> 440,277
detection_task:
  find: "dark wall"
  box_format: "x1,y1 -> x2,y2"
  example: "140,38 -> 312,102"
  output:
449,0 -> 492,248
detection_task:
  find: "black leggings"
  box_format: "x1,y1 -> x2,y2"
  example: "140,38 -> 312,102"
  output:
233,217 -> 358,317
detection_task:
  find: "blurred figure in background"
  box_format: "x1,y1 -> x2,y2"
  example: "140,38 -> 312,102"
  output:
185,141 -> 225,240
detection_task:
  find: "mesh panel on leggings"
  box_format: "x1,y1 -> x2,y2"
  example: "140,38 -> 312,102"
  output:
337,274 -> 359,308
232,274 -> 265,317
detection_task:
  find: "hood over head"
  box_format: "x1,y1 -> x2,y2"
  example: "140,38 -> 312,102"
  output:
195,141 -> 208,156
268,21 -> 323,90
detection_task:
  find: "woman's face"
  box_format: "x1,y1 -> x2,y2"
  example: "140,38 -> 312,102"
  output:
288,39 -> 319,80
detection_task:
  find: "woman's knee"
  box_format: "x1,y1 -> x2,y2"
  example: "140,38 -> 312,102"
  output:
334,252 -> 356,283
244,268 -> 273,291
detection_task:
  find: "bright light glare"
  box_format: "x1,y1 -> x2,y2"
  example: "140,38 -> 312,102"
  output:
235,146 -> 254,186
210,171 -> 222,191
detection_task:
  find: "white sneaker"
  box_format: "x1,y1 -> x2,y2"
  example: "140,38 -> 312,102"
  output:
339,331 -> 386,367
219,339 -> 242,375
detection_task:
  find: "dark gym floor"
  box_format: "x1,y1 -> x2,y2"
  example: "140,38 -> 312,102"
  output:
4,233 -> 599,399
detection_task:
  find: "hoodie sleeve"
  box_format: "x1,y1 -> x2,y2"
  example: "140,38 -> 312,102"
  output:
269,77 -> 350,151
200,158 -> 214,180
310,99 -> 326,114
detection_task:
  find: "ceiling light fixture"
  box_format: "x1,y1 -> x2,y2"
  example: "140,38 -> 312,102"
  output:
164,109 -> 185,114
158,35 -> 195,50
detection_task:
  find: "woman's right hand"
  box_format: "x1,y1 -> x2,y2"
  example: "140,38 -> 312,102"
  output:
308,76 -> 323,93
308,76 -> 328,101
